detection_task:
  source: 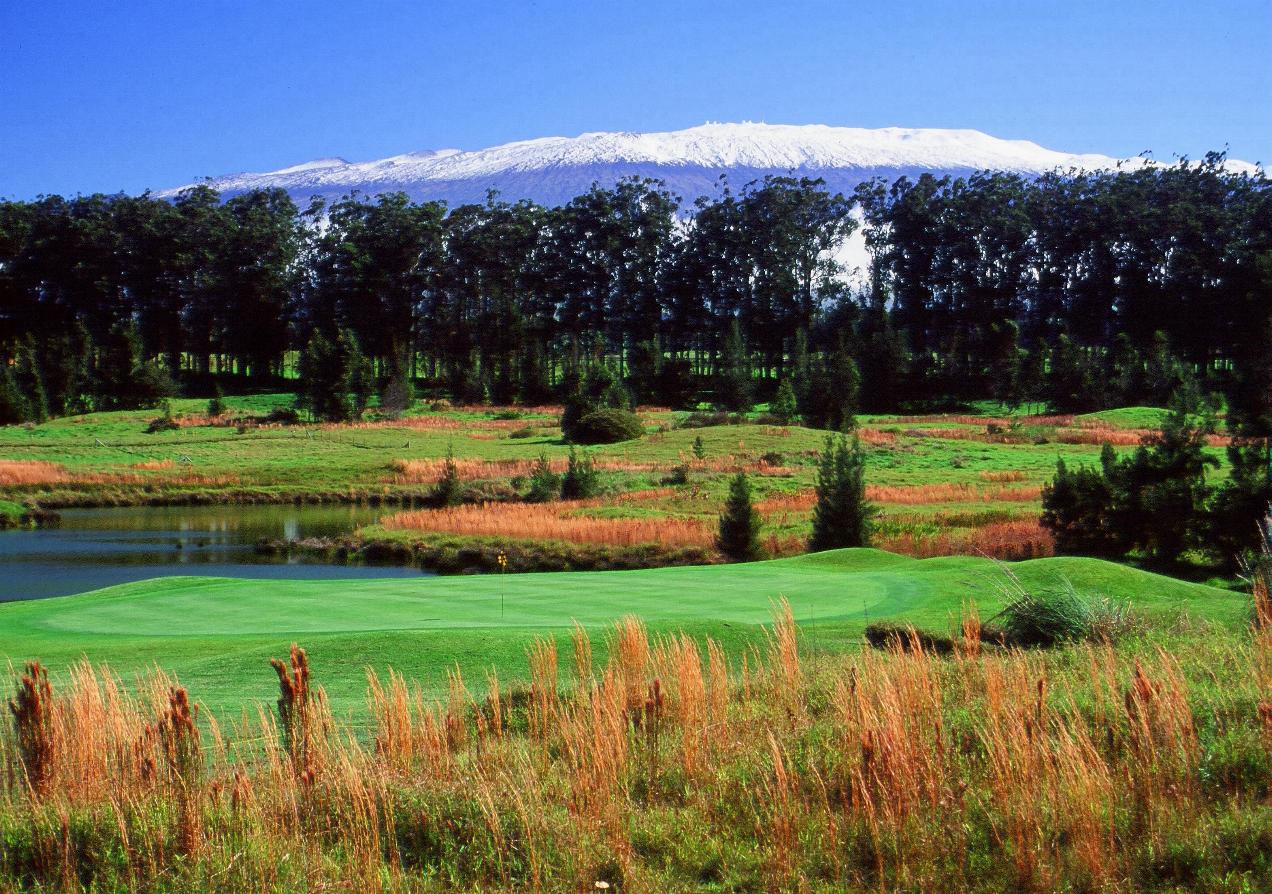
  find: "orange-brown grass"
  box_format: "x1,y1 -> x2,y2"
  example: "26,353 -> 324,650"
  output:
389,454 -> 795,484
1055,426 -> 1231,448
0,458 -> 237,489
879,520 -> 1054,560
854,427 -> 900,446
1,606 -> 1265,893
382,500 -> 715,549
0,460 -> 71,487
869,482 -> 1042,504
131,459 -> 177,470
978,469 -> 1029,483
757,483 -> 1041,514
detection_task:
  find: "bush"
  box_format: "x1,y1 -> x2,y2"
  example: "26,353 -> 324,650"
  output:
676,411 -> 744,429
560,447 -> 600,499
662,463 -> 691,486
433,446 -> 462,507
717,472 -> 763,562
206,387 -> 225,418
508,426 -> 535,439
265,406 -> 300,425
525,454 -> 560,503
144,400 -> 179,434
571,408 -> 643,445
864,623 -> 955,656
987,579 -> 1134,647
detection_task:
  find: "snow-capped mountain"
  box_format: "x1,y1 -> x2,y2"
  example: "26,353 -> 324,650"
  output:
160,122 -> 1258,208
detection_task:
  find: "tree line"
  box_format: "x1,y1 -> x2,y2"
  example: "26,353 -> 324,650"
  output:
1,157 -> 1269,434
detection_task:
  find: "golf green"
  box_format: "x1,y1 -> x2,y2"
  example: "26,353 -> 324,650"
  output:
0,549 -> 1242,717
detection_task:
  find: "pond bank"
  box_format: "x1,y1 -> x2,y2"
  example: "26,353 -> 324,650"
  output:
256,531 -> 721,575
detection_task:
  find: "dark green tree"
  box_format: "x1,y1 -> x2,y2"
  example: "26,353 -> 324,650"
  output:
560,446 -> 600,499
295,329 -> 370,422
525,453 -> 560,503
770,378 -> 799,425
717,472 -> 763,561
714,319 -> 752,412
808,434 -> 875,551
434,445 -> 463,507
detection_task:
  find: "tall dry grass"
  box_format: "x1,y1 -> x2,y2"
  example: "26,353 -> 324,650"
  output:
2,606 -> 1267,892
757,483 -> 1042,514
878,520 -> 1055,560
0,460 -> 71,487
382,500 -> 715,549
388,453 -> 795,484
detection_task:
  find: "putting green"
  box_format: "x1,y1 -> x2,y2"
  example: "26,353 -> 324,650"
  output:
0,550 -> 1243,716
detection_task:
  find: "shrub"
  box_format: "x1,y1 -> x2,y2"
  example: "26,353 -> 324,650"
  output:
717,472 -> 763,561
264,406 -> 300,425
808,434 -> 876,551
525,454 -> 561,503
508,426 -> 535,439
770,378 -> 799,425
987,578 -> 1134,647
662,463 -> 691,486
677,410 -> 742,429
145,400 -> 179,434
206,387 -> 225,418
560,447 -> 600,499
433,446 -> 463,507
864,623 -> 955,655
571,408 -> 644,445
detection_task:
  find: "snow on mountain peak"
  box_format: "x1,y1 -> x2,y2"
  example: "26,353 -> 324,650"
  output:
159,123 -> 1257,208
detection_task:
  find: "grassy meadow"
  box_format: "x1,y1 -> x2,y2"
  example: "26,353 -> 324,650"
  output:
0,549 -> 1245,717
2,398 -> 1267,892
0,395 -> 1216,567
0,593 -> 1268,892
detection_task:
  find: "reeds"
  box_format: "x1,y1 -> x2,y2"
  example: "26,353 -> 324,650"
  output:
878,519 -> 1054,560
0,460 -> 70,487
389,453 -> 795,484
1,612 -> 1267,893
382,500 -> 715,549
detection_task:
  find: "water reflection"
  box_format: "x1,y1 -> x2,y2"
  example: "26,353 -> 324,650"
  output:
0,504 -> 429,602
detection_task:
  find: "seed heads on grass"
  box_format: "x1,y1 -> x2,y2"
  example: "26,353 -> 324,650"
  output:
8,660 -> 55,797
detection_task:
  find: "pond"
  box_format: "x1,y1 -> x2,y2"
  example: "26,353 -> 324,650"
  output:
0,504 -> 430,602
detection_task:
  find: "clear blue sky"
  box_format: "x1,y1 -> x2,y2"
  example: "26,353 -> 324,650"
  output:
2,0 -> 1268,199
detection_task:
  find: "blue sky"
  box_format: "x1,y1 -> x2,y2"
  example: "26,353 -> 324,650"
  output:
2,0 -> 1268,199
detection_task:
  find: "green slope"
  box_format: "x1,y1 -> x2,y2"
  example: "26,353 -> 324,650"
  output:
0,550 -> 1242,717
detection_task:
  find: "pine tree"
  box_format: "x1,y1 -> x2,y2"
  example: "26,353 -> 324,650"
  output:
808,434 -> 875,551
434,445 -> 463,507
717,472 -> 763,561
714,318 -> 752,412
560,446 -> 600,499
0,363 -> 31,425
206,384 -> 225,418
770,378 -> 799,425
525,453 -> 560,503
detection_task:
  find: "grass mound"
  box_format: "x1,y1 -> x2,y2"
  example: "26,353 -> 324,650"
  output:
0,549 -> 1242,715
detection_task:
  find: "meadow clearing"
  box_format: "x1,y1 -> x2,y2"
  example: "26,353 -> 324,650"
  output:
0,395 -> 1196,568
0,582 -> 1267,892
2,398 -> 1267,892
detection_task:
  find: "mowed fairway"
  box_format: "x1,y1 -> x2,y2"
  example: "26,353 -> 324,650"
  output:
0,549 -> 1244,718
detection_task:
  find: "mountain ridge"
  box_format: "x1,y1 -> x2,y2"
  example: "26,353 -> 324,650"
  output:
160,122 -> 1259,208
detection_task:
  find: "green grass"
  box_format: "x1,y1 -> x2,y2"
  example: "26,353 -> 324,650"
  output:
1076,406 -> 1172,429
0,549 -> 1242,717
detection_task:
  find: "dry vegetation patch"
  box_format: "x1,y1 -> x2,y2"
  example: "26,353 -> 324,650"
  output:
382,500 -> 715,549
1,607 -> 1265,892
